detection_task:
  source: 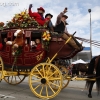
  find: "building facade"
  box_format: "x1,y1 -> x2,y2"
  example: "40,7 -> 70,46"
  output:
71,47 -> 91,62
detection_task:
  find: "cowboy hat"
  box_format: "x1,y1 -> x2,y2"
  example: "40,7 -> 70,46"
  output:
37,7 -> 45,12
45,13 -> 53,18
62,15 -> 68,19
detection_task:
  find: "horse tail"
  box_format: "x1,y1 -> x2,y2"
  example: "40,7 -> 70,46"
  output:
96,56 -> 100,93
85,56 -> 97,89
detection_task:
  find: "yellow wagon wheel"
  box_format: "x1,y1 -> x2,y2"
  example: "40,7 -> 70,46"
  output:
59,65 -> 70,89
53,61 -> 70,90
0,56 -> 4,82
4,75 -> 26,85
29,63 -> 63,99
52,65 -> 70,90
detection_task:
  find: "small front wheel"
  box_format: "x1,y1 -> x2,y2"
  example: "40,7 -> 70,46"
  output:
29,63 -> 63,99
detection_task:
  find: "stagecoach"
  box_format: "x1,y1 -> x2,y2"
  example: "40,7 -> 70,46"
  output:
0,10 -> 99,99
0,24 -> 81,99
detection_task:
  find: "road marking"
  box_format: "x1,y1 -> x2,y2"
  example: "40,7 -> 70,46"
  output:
0,94 -> 15,98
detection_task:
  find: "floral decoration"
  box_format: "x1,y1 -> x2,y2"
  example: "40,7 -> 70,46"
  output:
42,31 -> 51,51
3,10 -> 47,29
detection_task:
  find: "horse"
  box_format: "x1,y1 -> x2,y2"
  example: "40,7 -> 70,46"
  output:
85,55 -> 100,98
72,63 -> 89,77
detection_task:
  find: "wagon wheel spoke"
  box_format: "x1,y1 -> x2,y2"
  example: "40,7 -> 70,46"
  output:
40,85 -> 44,95
42,64 -> 45,77
11,76 -> 13,83
36,68 -> 43,77
18,76 -> 22,81
32,74 -> 41,79
15,76 -> 17,83
49,78 -> 61,80
31,79 -> 41,84
4,75 -> 26,85
46,64 -> 52,76
46,85 -> 48,97
47,83 -> 55,94
34,84 -> 41,90
48,71 -> 58,78
49,81 -> 59,87
51,80 -> 61,90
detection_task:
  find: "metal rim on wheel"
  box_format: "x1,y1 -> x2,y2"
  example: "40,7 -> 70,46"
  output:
29,63 -> 63,99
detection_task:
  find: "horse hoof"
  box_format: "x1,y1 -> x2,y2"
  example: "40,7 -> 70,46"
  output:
88,94 -> 92,98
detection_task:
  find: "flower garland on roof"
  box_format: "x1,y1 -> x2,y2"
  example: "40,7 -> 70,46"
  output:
5,10 -> 47,29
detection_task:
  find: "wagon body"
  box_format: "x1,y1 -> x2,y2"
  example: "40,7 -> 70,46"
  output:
0,28 -> 78,69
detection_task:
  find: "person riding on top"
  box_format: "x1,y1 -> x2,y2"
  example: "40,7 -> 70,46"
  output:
54,7 -> 83,51
45,13 -> 54,32
28,4 -> 50,26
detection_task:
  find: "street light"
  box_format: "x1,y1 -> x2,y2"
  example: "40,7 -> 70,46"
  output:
88,9 -> 92,59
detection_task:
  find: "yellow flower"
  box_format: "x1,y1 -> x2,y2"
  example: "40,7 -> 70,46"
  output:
42,32 -> 46,37
21,11 -> 25,15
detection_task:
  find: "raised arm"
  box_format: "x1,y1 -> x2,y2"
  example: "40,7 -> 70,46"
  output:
28,4 -> 36,17
56,7 -> 68,25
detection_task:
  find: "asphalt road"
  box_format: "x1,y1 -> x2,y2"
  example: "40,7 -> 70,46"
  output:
0,78 -> 100,100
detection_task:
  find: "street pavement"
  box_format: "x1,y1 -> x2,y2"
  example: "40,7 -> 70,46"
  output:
0,77 -> 100,100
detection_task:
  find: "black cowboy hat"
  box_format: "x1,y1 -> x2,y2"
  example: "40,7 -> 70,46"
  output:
62,15 -> 68,19
45,13 -> 53,18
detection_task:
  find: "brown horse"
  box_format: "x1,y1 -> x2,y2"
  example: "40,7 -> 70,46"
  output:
72,63 -> 89,77
86,55 -> 100,98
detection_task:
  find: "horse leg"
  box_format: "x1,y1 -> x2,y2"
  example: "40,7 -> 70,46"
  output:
88,81 -> 95,98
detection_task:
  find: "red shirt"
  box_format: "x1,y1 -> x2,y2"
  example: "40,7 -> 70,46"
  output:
29,9 -> 47,26
0,43 -> 3,50
36,43 -> 42,51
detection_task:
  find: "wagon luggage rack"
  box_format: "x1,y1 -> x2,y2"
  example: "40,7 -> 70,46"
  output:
46,31 -> 76,63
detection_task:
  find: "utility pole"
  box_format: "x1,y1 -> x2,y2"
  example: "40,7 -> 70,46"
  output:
88,9 -> 92,59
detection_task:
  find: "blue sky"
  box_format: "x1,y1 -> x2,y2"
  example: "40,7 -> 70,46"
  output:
0,0 -> 100,56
